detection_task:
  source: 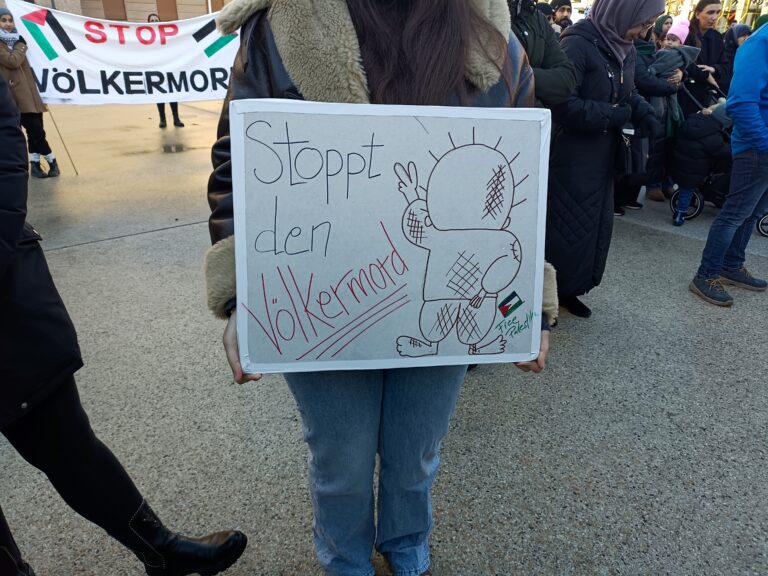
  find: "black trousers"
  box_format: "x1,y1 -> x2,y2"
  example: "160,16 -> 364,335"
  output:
1,377 -> 144,559
156,102 -> 180,119
614,175 -> 642,207
19,113 -> 52,157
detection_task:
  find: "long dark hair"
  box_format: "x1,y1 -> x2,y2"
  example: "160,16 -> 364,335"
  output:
689,0 -> 720,46
346,0 -> 508,106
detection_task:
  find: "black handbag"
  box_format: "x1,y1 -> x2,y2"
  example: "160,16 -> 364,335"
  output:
616,124 -> 648,178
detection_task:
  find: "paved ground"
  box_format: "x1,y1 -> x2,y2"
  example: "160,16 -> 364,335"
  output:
1,101 -> 767,576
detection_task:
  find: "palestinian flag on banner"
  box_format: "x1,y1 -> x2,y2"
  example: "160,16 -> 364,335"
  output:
193,18 -> 236,57
20,8 -> 76,61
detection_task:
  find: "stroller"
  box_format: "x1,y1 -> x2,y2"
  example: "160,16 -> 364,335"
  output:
669,86 -> 732,223
668,170 -> 729,220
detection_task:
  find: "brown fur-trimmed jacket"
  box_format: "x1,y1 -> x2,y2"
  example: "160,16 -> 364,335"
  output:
205,0 -> 559,324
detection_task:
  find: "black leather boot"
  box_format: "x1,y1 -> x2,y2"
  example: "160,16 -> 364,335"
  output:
158,113 -> 167,128
126,501 -> 247,576
30,161 -> 48,178
47,159 -> 60,177
0,548 -> 36,576
173,116 -> 185,128
0,509 -> 36,576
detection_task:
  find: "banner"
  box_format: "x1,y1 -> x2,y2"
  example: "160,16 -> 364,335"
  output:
230,100 -> 551,374
5,0 -> 238,104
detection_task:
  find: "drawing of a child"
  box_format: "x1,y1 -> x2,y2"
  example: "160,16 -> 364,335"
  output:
395,140 -> 523,357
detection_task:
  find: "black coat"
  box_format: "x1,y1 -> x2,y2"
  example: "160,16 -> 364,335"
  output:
546,20 -> 654,297
680,28 -> 726,117
510,1 -> 577,107
671,113 -> 731,189
0,75 -> 82,430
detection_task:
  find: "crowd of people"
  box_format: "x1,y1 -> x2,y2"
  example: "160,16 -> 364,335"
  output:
519,0 -> 767,315
1,0 -> 767,575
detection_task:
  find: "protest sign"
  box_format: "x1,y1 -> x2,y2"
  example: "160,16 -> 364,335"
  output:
230,100 -> 551,374
6,0 -> 238,104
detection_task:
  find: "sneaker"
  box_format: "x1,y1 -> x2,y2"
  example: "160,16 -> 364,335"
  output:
720,267 -> 768,292
673,210 -> 685,227
689,276 -> 734,306
645,188 -> 665,202
613,206 -> 625,217
624,200 -> 643,210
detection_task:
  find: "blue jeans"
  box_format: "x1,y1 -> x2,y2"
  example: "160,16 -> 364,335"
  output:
697,149 -> 768,279
285,366 -> 467,576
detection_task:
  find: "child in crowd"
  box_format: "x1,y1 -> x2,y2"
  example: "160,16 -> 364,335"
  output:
0,7 -> 59,178
670,99 -> 732,226
644,18 -> 701,201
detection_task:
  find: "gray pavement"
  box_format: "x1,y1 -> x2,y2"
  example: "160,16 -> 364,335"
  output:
1,101 -> 767,576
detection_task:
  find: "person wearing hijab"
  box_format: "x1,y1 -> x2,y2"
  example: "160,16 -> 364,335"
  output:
753,14 -> 768,31
0,7 -> 60,178
653,14 -> 673,46
721,23 -> 751,94
545,0 -> 664,319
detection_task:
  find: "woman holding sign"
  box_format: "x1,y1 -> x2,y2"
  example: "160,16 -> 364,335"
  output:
206,1 -> 556,574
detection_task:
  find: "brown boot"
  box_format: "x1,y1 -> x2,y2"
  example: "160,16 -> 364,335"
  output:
645,187 -> 665,202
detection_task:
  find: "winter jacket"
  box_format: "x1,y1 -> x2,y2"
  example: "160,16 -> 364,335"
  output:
671,113 -> 731,189
0,38 -> 46,114
647,45 -> 700,129
546,19 -> 655,298
205,0 -> 560,325
727,25 -> 768,154
0,75 -> 82,429
680,27 -> 727,116
510,0 -> 577,107
634,38 -> 678,101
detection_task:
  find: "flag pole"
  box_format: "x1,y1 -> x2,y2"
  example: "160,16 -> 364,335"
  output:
46,107 -> 79,176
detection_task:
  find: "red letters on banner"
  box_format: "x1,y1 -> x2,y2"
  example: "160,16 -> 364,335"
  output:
83,21 -> 180,45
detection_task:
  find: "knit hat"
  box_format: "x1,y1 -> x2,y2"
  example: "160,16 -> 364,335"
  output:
0,7 -> 13,18
550,0 -> 571,10
666,17 -> 690,44
537,2 -> 554,16
754,14 -> 768,31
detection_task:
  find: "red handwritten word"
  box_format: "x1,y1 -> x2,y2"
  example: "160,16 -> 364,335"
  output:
242,222 -> 409,358
84,22 -> 179,45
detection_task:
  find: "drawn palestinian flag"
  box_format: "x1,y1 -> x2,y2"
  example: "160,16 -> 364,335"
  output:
498,291 -> 524,318
20,9 -> 76,61
193,19 -> 236,57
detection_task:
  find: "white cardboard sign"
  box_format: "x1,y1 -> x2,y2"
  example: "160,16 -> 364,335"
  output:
231,100 -> 550,374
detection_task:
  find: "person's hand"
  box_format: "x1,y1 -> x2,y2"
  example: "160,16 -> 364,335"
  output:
515,330 -> 550,374
551,23 -> 562,34
469,290 -> 487,308
223,310 -> 262,384
706,74 -> 719,88
667,69 -> 683,85
608,103 -> 632,128
698,64 -> 716,74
